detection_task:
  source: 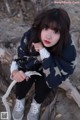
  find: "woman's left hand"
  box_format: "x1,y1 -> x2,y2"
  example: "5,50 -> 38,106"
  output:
32,42 -> 44,52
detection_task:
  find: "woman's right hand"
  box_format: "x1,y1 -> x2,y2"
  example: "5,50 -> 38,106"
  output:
11,70 -> 29,82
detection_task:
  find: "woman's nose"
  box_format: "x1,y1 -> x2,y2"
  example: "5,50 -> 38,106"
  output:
46,33 -> 52,39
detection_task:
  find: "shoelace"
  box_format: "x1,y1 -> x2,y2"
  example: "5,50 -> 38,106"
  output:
31,103 -> 40,114
15,100 -> 24,112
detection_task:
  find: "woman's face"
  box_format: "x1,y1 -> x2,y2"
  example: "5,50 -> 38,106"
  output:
41,28 -> 60,47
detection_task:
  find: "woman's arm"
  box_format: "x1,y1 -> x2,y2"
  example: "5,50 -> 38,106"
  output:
39,40 -> 76,88
10,29 -> 31,81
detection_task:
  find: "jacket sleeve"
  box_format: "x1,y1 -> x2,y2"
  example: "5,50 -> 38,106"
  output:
18,30 -> 30,58
10,30 -> 30,73
41,40 -> 76,88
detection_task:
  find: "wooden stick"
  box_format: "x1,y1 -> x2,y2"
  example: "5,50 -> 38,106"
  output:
2,71 -> 41,120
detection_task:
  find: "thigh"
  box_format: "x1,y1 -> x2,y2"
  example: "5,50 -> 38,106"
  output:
15,77 -> 35,98
34,76 -> 51,103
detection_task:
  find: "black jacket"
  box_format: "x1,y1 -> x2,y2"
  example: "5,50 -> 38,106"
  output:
14,29 -> 76,88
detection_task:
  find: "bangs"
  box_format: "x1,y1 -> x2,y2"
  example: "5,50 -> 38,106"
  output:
40,13 -> 61,33
31,8 -> 70,57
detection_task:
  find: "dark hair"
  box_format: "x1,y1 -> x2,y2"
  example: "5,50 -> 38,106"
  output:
28,8 -> 70,57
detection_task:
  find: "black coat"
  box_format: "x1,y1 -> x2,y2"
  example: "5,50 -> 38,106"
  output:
14,29 -> 76,88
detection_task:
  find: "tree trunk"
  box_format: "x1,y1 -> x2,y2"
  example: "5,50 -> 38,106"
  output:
40,92 -> 58,120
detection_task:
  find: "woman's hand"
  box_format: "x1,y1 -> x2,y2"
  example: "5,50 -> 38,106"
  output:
32,42 -> 44,52
11,70 -> 29,82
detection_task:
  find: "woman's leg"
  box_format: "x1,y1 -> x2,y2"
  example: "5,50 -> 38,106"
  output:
12,77 -> 35,120
34,76 -> 51,104
15,77 -> 35,99
27,76 -> 51,120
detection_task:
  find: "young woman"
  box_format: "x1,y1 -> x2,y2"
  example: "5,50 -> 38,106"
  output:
10,8 -> 76,120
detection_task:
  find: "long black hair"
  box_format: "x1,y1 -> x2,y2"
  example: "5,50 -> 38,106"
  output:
28,8 -> 70,57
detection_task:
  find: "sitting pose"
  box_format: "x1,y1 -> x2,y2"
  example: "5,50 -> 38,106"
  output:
10,8 -> 76,120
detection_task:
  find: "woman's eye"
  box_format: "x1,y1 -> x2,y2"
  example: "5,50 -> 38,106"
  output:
53,30 -> 60,34
53,30 -> 56,33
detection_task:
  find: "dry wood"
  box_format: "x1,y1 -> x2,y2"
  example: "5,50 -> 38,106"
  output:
4,0 -> 12,15
59,78 -> 80,107
40,92 -> 58,120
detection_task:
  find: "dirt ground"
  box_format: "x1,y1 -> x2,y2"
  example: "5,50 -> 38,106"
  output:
0,0 -> 80,120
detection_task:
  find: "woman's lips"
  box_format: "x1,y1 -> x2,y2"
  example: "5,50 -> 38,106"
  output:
44,40 -> 51,44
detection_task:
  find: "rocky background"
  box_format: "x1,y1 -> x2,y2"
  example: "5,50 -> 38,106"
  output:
0,0 -> 80,120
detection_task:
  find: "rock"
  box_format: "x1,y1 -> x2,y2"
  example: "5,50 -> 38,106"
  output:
55,113 -> 62,120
